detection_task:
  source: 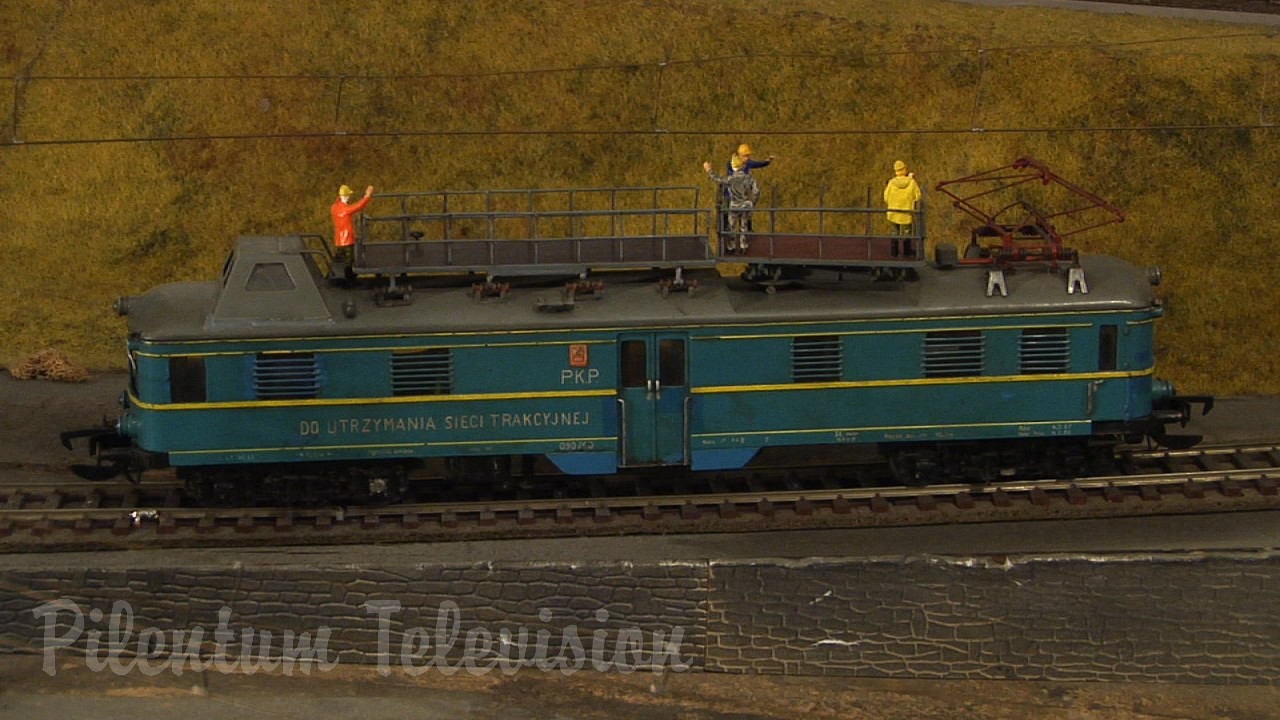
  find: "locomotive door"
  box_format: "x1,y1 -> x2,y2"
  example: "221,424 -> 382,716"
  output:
617,333 -> 688,466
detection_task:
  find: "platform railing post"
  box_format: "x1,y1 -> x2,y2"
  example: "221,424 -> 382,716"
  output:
917,191 -> 927,261
486,190 -> 495,241
819,186 -> 826,237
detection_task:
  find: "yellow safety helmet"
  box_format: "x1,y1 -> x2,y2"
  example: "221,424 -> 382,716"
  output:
730,153 -> 746,171
893,160 -> 907,172
338,184 -> 354,197
737,143 -> 753,156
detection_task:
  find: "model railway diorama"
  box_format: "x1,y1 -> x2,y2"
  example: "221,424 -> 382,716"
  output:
62,158 -> 1212,504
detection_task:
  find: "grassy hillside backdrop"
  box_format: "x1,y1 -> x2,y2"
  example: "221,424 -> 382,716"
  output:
2,0 -> 1277,394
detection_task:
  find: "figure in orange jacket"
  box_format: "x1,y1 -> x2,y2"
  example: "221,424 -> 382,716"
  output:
331,184 -> 374,263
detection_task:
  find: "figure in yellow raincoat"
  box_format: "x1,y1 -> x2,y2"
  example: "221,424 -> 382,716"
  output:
883,160 -> 921,258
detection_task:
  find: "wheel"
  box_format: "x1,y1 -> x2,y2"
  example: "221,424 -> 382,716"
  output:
888,454 -> 924,486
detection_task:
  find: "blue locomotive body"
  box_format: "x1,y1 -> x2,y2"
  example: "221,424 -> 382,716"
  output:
107,232 -> 1190,489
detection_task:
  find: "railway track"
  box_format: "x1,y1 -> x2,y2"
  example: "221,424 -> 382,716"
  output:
1,443 -> 1277,552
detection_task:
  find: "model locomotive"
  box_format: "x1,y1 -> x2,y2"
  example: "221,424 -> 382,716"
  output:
64,160 -> 1211,502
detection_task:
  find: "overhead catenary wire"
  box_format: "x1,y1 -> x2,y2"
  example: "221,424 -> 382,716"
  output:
4,124 -> 1279,149
4,30 -> 1277,148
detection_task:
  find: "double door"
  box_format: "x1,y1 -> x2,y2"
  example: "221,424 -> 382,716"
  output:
618,333 -> 688,466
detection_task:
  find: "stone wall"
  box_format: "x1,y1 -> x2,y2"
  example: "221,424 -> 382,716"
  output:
2,552 -> 1277,683
704,554 -> 1280,682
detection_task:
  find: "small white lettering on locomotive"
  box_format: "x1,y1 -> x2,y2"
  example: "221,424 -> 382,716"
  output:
298,411 -> 592,436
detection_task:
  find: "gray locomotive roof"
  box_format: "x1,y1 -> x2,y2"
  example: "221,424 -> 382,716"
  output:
124,236 -> 1160,343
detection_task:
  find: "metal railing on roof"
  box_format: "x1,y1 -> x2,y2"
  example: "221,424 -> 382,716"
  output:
354,186 -> 714,274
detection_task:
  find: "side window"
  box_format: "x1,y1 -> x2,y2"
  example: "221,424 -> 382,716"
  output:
620,340 -> 647,388
169,356 -> 206,403
245,262 -> 295,291
1098,325 -> 1118,371
923,331 -> 984,378
658,339 -> 686,387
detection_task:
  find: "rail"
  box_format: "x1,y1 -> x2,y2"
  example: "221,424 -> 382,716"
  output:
4,443 -> 1278,551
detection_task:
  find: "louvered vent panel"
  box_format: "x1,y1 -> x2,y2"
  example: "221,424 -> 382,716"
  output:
791,335 -> 842,382
391,349 -> 453,396
1020,328 -> 1070,374
254,353 -> 320,399
923,331 -> 984,378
